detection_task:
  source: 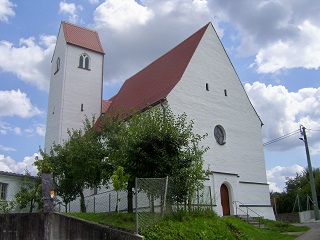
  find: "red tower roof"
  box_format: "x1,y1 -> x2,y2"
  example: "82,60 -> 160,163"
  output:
62,21 -> 104,54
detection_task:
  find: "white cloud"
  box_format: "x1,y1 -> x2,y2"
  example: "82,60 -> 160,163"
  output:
36,124 -> 46,137
0,153 -> 39,176
25,128 -> 34,135
0,89 -> 43,118
59,2 -> 83,23
94,0 -> 154,31
192,0 -> 209,12
254,21 -> 320,73
207,1 -> 320,72
0,35 -> 55,91
89,0 -> 99,4
267,164 -> 304,192
0,144 -> 16,152
13,127 -> 21,135
0,120 -> 45,138
93,0 -> 213,84
0,0 -> 15,22
245,82 -> 320,152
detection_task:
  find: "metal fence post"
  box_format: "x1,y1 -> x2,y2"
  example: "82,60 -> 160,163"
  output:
162,176 -> 169,217
135,177 -> 139,233
93,196 -> 96,213
209,186 -> 213,211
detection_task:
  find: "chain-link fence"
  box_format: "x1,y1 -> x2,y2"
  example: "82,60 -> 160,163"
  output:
51,176 -> 214,233
134,177 -> 169,232
135,177 -> 214,233
54,186 -> 130,213
272,194 -> 319,214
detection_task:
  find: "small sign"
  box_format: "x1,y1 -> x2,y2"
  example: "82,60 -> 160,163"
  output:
50,190 -> 55,198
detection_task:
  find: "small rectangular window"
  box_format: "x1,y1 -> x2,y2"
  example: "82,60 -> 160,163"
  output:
81,104 -> 84,111
224,89 -> 227,96
0,182 -> 8,200
206,83 -> 209,91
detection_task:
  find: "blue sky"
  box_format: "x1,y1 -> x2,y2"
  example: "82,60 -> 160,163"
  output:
0,0 -> 320,192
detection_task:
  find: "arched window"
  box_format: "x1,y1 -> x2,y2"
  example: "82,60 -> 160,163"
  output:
79,53 -> 90,70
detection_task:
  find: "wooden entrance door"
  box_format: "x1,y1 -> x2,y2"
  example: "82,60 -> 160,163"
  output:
220,184 -> 230,215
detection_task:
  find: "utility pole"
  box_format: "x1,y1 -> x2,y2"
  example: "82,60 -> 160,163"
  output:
300,125 -> 320,220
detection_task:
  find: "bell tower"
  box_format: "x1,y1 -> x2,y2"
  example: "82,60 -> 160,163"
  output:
45,21 -> 104,151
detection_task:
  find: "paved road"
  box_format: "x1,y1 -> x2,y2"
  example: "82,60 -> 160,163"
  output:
294,220 -> 320,240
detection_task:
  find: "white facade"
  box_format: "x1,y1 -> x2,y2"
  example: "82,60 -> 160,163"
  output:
167,24 -> 275,220
45,24 -> 104,151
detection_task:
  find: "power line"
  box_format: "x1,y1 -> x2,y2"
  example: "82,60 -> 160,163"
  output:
307,129 -> 320,132
263,129 -> 300,146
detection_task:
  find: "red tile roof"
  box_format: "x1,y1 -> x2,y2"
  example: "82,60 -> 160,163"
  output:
62,21 -> 104,54
105,23 -> 210,117
102,99 -> 113,113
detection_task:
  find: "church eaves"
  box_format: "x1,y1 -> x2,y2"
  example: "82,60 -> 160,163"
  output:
62,21 -> 104,54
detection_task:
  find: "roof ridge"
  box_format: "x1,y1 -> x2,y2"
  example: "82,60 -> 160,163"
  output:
62,21 -> 105,54
61,21 -> 99,34
123,22 -> 210,85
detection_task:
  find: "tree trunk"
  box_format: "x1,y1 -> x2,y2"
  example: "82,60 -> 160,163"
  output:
80,190 -> 86,212
150,194 -> 155,213
127,184 -> 133,213
29,199 -> 34,213
116,191 -> 119,212
188,196 -> 192,211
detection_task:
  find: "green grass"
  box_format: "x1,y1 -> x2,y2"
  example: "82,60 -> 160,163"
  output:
259,218 -> 309,233
65,211 -> 309,240
66,212 -> 136,230
141,211 -> 307,240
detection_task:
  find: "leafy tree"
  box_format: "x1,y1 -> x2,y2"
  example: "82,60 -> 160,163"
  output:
14,171 -> 42,212
37,117 -> 111,212
271,167 -> 320,214
97,113 -> 126,180
0,201 -> 15,213
111,166 -> 130,212
100,106 -> 209,212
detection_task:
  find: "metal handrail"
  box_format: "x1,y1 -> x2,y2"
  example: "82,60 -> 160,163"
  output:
233,200 -> 263,227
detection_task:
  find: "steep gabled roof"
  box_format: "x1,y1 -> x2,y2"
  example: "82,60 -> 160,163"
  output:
62,21 -> 104,54
105,23 -> 210,116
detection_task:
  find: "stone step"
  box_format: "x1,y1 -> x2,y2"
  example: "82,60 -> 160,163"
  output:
236,215 -> 266,229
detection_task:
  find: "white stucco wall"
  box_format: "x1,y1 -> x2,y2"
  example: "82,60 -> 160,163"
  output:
0,173 -> 37,213
45,26 -> 66,151
167,24 -> 275,219
45,24 -> 103,151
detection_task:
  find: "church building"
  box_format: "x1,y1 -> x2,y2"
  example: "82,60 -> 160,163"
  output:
45,21 -> 275,220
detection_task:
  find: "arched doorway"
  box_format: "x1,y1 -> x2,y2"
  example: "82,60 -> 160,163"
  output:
220,184 -> 230,216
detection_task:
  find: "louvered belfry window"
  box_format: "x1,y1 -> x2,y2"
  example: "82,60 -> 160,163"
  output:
79,53 -> 90,69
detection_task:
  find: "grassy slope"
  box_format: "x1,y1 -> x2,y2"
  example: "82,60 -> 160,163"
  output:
66,212 -> 136,230
66,211 -> 308,240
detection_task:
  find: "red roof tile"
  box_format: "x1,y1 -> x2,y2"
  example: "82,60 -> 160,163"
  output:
106,23 -> 210,117
102,99 -> 112,113
62,21 -> 104,54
